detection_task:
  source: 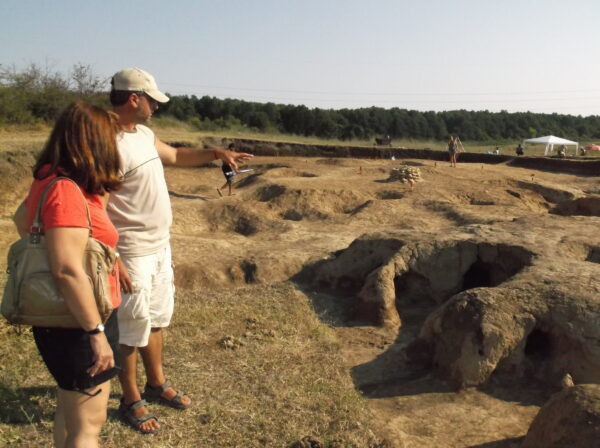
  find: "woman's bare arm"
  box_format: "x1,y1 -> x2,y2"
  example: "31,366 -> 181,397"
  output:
46,226 -> 114,376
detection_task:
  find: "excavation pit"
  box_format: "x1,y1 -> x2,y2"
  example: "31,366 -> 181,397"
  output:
525,328 -> 554,363
587,247 -> 600,263
551,196 -> 600,217
390,242 -> 535,309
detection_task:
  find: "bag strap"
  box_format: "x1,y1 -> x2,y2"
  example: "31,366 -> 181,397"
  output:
30,177 -> 93,243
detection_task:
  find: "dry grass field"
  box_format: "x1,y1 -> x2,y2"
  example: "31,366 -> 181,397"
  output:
0,126 -> 599,447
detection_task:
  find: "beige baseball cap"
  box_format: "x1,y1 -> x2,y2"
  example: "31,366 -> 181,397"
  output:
111,67 -> 169,103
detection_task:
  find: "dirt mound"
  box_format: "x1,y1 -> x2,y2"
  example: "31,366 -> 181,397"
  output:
514,180 -> 582,203
415,282 -> 600,388
437,179 -> 580,214
232,164 -> 293,188
253,184 -> 372,221
522,384 -> 600,448
261,167 -> 318,178
206,202 -> 292,236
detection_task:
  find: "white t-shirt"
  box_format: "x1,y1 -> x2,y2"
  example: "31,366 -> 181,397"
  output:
107,125 -> 172,257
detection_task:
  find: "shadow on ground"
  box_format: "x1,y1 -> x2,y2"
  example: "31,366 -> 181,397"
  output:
0,384 -> 55,423
466,436 -> 525,448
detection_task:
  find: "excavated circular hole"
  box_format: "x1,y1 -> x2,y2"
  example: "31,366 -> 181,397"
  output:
256,184 -> 286,202
235,216 -> 258,236
462,260 -> 496,289
282,209 -> 303,221
394,242 -> 534,306
551,197 -> 600,217
524,329 -> 554,362
240,260 -> 258,283
587,247 -> 600,263
377,190 -> 405,200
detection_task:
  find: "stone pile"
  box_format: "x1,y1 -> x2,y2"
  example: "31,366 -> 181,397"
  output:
390,166 -> 422,184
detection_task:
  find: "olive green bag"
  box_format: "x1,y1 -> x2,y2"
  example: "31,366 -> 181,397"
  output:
1,177 -> 116,327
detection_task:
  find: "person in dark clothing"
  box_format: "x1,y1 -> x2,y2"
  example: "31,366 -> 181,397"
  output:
516,143 -> 524,156
217,143 -> 237,196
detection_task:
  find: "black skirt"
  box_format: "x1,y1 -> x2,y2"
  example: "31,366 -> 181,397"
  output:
33,310 -> 121,391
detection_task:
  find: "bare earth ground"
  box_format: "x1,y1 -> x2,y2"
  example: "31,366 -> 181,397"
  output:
1,149 -> 599,447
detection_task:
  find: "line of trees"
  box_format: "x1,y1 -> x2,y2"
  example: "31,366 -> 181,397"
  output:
157,95 -> 600,141
2,64 -> 600,142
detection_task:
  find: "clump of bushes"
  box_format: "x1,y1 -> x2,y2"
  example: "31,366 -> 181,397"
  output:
0,63 -> 108,125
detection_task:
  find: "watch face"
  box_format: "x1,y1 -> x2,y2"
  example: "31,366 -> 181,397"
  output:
88,324 -> 105,334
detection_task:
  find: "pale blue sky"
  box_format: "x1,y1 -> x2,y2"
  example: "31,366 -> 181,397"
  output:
2,0 -> 600,115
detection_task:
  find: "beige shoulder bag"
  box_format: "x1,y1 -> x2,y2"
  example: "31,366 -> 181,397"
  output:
1,177 -> 116,327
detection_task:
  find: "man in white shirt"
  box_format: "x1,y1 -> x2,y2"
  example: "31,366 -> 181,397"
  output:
108,67 -> 252,434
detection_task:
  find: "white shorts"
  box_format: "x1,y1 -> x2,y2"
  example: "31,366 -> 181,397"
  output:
118,245 -> 175,347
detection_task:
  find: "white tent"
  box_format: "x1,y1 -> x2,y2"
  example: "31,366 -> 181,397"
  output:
522,135 -> 579,156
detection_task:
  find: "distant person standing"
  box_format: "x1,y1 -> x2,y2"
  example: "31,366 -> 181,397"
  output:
447,135 -> 458,167
217,143 -> 237,197
558,145 -> 566,158
516,143 -> 524,156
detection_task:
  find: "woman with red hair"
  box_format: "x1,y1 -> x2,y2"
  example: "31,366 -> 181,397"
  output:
14,102 -> 123,448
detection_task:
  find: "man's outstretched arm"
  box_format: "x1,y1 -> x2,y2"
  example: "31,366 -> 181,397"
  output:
155,138 -> 253,171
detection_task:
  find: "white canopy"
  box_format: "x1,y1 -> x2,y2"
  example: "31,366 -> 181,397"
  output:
522,135 -> 579,156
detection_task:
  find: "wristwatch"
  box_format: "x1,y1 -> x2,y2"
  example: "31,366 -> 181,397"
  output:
87,323 -> 105,335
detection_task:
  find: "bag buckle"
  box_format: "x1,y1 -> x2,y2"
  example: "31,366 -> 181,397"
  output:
29,231 -> 41,244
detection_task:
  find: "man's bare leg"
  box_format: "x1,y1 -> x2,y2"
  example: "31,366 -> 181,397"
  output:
139,328 -> 191,406
119,344 -> 160,432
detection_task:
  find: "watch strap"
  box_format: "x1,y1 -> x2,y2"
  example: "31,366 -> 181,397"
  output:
87,324 -> 105,335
